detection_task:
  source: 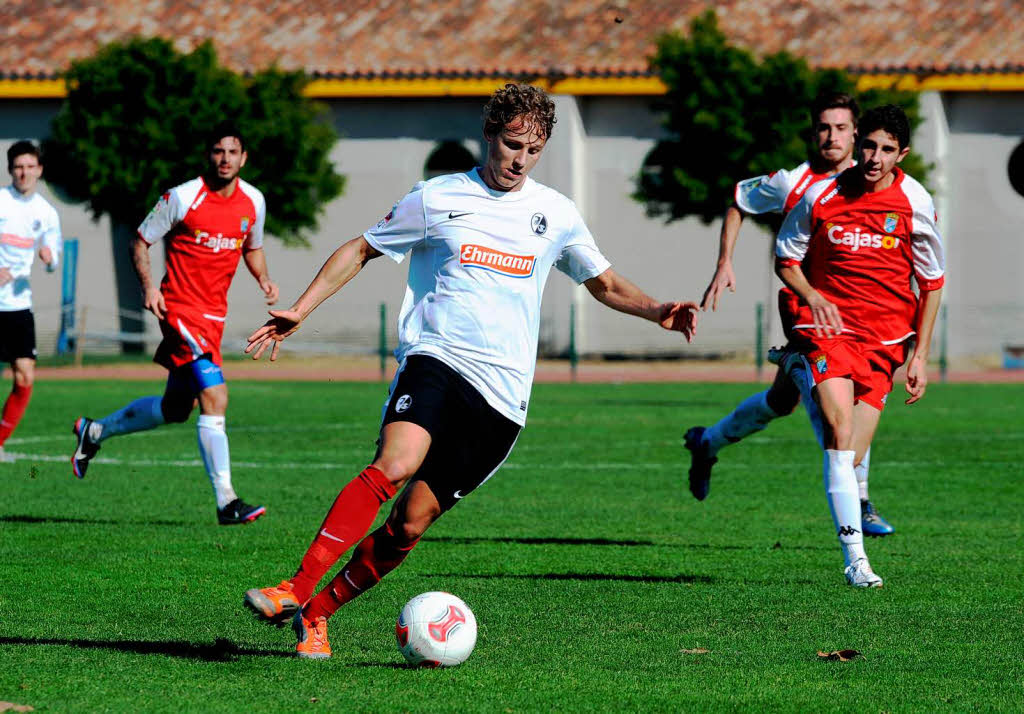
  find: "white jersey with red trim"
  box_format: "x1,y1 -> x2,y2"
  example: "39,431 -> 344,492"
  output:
0,185 -> 62,312
137,177 -> 265,320
735,161 -> 839,216
364,169 -> 611,425
776,167 -> 945,344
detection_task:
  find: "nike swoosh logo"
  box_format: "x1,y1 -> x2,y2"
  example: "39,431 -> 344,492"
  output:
319,528 -> 345,543
453,490 -> 465,499
448,211 -> 473,220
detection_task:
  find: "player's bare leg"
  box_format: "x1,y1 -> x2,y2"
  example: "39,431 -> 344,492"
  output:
0,358 -> 34,462
685,365 -> 800,500
816,378 -> 881,587
246,422 -> 429,622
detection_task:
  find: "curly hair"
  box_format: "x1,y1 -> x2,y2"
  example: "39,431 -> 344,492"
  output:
859,104 -> 910,149
482,83 -> 557,139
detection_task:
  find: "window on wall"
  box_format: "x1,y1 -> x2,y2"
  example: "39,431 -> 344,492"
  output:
1009,140 -> 1024,198
425,141 -> 478,179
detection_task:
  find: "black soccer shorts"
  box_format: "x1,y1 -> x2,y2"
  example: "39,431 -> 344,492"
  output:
0,309 -> 37,363
380,354 -> 521,512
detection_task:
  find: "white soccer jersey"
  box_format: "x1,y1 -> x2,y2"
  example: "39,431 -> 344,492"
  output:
735,161 -> 838,216
364,170 -> 611,425
0,185 -> 61,312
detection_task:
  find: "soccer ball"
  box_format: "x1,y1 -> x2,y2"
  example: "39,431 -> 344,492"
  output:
395,591 -> 477,667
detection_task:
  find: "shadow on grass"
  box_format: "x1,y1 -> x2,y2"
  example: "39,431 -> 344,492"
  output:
0,636 -> 291,662
425,536 -> 657,547
0,514 -> 188,527
426,572 -> 714,584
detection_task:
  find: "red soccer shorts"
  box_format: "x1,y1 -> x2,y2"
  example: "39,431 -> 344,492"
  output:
793,333 -> 909,411
154,307 -> 225,369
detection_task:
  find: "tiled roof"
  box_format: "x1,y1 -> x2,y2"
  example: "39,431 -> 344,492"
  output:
0,1 -> 1021,79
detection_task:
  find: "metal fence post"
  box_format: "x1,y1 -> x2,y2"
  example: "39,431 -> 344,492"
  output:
379,302 -> 387,380
755,301 -> 764,381
569,302 -> 578,382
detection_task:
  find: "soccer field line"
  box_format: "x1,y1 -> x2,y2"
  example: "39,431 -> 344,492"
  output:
5,422 -> 367,446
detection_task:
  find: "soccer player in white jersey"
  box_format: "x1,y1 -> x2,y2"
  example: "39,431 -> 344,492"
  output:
683,93 -> 896,538
70,124 -> 277,525
0,141 -> 61,462
242,83 -> 699,659
775,105 -> 944,586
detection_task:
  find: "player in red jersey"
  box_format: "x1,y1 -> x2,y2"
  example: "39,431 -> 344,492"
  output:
774,104 -> 944,586
71,123 -> 279,525
684,93 -> 893,536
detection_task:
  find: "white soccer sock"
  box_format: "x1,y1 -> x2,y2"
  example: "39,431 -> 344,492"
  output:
824,449 -> 866,567
855,446 -> 871,501
702,390 -> 780,456
197,414 -> 237,510
96,396 -> 165,443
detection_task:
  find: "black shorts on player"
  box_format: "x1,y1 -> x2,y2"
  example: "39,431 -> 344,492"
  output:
0,309 -> 36,363
381,355 -> 520,512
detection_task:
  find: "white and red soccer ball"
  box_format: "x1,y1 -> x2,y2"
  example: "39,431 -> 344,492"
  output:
395,591 -> 477,667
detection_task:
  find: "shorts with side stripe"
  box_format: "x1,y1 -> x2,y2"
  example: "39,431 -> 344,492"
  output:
381,355 -> 521,512
153,307 -> 225,370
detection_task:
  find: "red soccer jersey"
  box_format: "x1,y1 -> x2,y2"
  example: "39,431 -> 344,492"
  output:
776,167 -> 945,345
734,161 -> 839,216
137,176 -> 266,318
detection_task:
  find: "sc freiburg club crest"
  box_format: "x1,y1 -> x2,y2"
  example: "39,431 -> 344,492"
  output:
531,213 -> 547,235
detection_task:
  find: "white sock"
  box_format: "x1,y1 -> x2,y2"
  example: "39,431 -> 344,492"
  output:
824,449 -> 866,567
787,357 -> 825,448
96,396 -> 165,442
856,446 -> 871,501
703,391 -> 780,456
197,414 -> 237,510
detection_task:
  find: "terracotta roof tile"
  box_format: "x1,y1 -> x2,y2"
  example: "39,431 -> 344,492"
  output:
0,0 -> 1020,79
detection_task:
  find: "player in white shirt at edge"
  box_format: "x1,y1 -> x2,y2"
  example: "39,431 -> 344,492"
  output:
0,141 -> 61,462
242,83 -> 699,659
683,93 -> 896,537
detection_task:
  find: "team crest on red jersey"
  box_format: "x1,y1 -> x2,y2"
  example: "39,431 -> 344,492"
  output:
812,353 -> 828,374
240,216 -> 251,233
883,212 -> 899,234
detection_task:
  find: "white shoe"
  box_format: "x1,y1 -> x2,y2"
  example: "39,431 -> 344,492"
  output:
0,446 -> 14,463
844,558 -> 883,588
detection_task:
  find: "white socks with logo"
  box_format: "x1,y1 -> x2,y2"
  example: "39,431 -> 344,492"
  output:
197,414 -> 237,510
702,390 -> 780,457
824,449 -> 866,567
96,396 -> 165,442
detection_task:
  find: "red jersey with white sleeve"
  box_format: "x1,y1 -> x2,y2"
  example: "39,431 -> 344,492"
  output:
776,167 -> 944,345
734,161 -> 838,216
137,176 -> 265,319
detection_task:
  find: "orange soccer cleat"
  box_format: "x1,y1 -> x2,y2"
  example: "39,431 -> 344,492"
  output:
293,610 -> 332,659
244,581 -> 302,623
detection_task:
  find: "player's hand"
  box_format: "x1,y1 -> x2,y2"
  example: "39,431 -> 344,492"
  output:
143,287 -> 166,320
806,291 -> 843,337
657,301 -> 699,342
0,267 -> 11,287
245,309 -> 303,361
700,263 -> 736,312
38,246 -> 55,271
259,277 -> 280,305
905,353 -> 928,405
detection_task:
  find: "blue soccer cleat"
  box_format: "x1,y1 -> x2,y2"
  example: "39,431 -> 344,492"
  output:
861,500 -> 895,537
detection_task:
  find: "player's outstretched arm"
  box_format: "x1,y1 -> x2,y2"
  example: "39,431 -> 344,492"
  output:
242,247 -> 279,305
775,259 -> 843,337
584,268 -> 698,342
246,235 -> 382,361
130,235 -> 166,320
905,286 -> 943,405
701,205 -> 745,312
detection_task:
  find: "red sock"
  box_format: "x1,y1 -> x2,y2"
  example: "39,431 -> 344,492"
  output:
0,384 -> 32,446
289,466 -> 397,603
304,522 -> 419,621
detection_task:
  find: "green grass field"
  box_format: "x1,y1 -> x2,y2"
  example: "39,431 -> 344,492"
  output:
1,380 -> 1021,712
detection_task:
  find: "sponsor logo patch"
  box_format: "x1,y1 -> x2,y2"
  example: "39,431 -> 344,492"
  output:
375,206 -> 396,230
460,244 -> 536,278
193,230 -> 245,253
826,222 -> 901,252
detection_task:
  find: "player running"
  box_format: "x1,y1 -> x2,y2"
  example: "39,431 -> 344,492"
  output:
71,123 -> 278,525
242,83 -> 699,658
774,104 -> 944,586
683,93 -> 897,538
0,141 -> 61,462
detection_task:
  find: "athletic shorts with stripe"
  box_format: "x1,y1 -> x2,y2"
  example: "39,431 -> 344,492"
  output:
380,355 -> 521,512
792,333 -> 909,411
0,309 -> 36,362
153,307 -> 226,370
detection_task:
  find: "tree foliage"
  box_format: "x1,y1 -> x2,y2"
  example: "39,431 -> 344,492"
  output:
634,11 -> 928,226
44,37 -> 344,246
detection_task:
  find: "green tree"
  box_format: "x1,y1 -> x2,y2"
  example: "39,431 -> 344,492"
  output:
44,37 -> 344,351
635,11 -> 927,226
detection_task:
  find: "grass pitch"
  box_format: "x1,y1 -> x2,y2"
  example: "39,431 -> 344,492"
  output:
1,379 -> 1021,712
